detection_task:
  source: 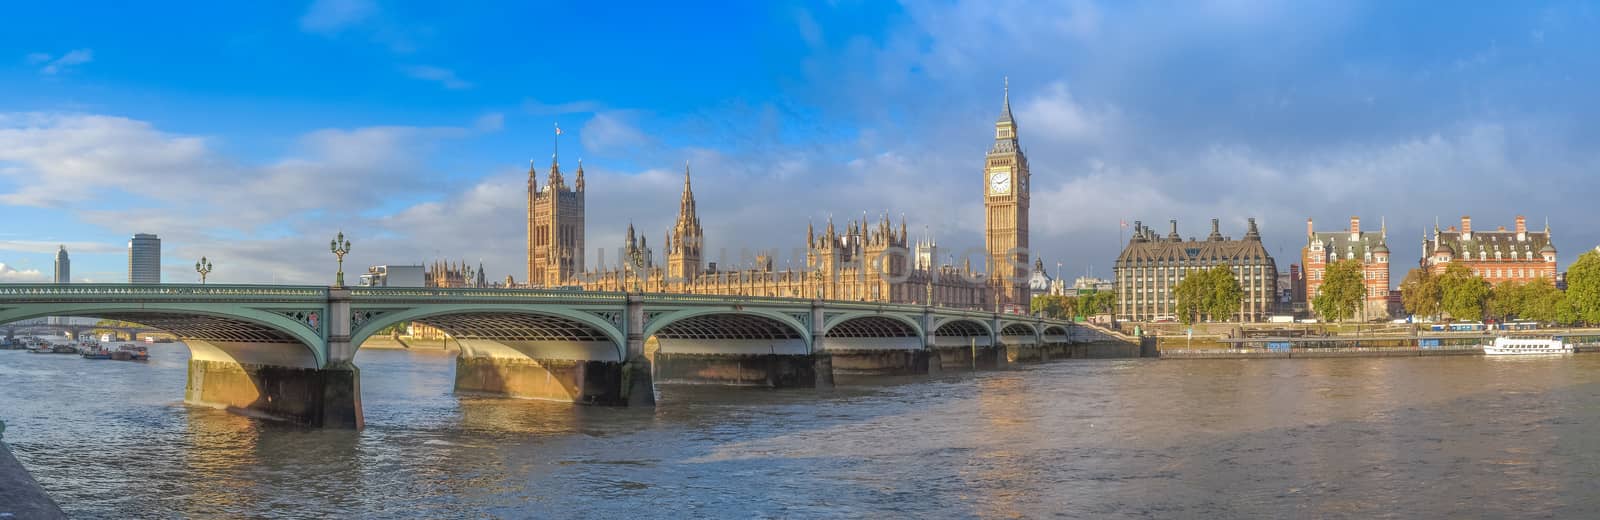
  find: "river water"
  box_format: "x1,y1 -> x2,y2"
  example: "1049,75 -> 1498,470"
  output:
5,344 -> 1600,519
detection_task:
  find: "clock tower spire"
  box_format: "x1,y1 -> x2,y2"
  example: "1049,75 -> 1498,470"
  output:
983,77 -> 1030,311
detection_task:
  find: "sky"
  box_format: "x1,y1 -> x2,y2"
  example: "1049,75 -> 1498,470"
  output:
1,0 -> 1598,286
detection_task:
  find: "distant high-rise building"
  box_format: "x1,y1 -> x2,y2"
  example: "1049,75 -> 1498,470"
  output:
128,233 -> 161,284
53,245 -> 70,284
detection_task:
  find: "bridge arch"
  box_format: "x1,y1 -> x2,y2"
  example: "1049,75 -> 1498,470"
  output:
1042,324 -> 1069,336
643,308 -> 812,352
821,312 -> 925,338
822,314 -> 925,351
0,303 -> 326,368
930,318 -> 994,347
350,305 -> 627,361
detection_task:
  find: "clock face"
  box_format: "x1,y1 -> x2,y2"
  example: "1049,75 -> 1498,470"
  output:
989,171 -> 1012,195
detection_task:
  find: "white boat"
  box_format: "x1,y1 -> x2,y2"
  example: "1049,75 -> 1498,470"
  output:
1483,336 -> 1573,356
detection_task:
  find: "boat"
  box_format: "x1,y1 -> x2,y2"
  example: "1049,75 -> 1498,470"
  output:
1484,336 -> 1573,356
28,344 -> 78,354
81,346 -> 113,359
115,344 -> 150,361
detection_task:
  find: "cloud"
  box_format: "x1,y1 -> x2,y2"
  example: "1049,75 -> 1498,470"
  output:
0,240 -> 121,255
474,112 -> 505,133
0,263 -> 45,282
28,49 -> 93,75
402,65 -> 471,89
299,0 -> 377,34
579,112 -> 654,153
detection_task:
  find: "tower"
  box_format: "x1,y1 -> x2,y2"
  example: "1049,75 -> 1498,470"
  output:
666,162 -> 704,282
983,78 -> 1030,310
527,148 -> 586,287
53,245 -> 70,284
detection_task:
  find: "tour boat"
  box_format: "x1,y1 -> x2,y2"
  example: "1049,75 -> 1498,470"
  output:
116,344 -> 150,361
1483,336 -> 1573,356
81,346 -> 113,360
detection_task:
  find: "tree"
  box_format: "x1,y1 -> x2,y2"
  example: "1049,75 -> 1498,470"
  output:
1439,264 -> 1490,321
1082,291 -> 1115,316
1400,268 -> 1442,320
1517,277 -> 1564,324
1313,259 -> 1366,322
1173,269 -> 1210,326
1202,266 -> 1245,323
1566,250 -> 1600,324
1030,294 -> 1062,318
1488,281 -> 1527,322
1176,266 -> 1243,325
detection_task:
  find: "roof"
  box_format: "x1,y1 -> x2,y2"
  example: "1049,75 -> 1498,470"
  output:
1116,221 -> 1275,267
1430,228 -> 1555,260
1307,230 -> 1388,262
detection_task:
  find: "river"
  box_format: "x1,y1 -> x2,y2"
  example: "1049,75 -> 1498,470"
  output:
4,344 -> 1600,518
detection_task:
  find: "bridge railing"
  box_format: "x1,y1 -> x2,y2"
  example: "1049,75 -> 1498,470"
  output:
349,286 -> 629,302
0,284 -> 328,300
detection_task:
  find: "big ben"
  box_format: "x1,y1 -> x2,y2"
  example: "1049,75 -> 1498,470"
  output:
984,78 -> 1030,311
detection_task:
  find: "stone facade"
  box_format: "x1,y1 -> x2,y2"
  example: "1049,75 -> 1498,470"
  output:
1302,216 -> 1392,321
1423,215 -> 1556,285
521,87 -> 1033,311
1113,218 -> 1279,322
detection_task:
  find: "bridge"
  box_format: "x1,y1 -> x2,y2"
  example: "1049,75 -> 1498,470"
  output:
3,317 -> 161,341
0,284 -> 1130,429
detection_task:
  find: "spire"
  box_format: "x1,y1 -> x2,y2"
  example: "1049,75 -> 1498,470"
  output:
528,159 -> 538,191
627,221 -> 636,249
807,219 -> 815,245
998,76 -> 1014,124
575,158 -> 585,191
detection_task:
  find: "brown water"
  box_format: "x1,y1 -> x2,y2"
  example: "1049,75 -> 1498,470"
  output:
4,346 -> 1600,518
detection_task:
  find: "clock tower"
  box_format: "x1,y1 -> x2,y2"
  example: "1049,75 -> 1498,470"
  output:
984,78 -> 1030,311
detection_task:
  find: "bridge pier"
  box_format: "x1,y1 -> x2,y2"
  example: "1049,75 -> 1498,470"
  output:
184,359 -> 362,428
827,349 -> 931,376
651,353 -> 820,388
454,356 -> 632,404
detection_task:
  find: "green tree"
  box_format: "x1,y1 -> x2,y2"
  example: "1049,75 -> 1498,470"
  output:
1399,268 -> 1442,320
1566,250 -> 1600,324
1517,277 -> 1564,324
1084,291 -> 1116,316
1173,269 -> 1211,326
1313,259 -> 1366,322
1439,264 -> 1490,321
1031,294 -> 1061,318
1487,281 -> 1527,321
1203,266 -> 1245,323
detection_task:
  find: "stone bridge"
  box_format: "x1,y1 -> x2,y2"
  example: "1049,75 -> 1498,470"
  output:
0,284 -> 1110,429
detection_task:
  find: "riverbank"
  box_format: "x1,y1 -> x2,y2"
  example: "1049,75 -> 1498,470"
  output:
1159,347 -> 1483,359
0,423 -> 67,519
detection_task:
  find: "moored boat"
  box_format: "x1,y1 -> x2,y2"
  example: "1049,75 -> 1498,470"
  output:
81,346 -> 113,359
116,344 -> 150,361
1484,336 -> 1573,356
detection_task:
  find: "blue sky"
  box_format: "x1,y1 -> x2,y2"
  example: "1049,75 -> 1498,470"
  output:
2,0 -> 1598,285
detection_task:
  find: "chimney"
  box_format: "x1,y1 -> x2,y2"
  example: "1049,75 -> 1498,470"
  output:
1169,219 -> 1180,241
1350,216 -> 1361,237
1461,215 -> 1472,238
1516,215 -> 1527,240
1306,218 -> 1314,239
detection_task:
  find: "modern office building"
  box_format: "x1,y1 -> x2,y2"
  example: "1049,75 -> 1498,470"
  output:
53,245 -> 70,284
1114,218 -> 1279,322
128,233 -> 161,284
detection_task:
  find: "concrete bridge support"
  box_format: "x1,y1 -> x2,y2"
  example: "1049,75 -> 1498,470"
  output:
822,313 -> 929,376
182,340 -> 362,429
647,311 -> 820,389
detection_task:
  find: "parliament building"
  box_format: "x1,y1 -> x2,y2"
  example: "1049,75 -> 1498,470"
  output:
522,85 -> 1033,311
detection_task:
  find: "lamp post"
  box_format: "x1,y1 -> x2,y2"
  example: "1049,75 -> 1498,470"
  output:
330,231 -> 352,287
813,268 -> 825,300
194,256 -> 213,284
626,246 -> 647,293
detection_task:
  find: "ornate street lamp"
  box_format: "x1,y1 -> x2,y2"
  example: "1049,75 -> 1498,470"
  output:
813,268 -> 825,300
626,247 -> 648,292
194,256 -> 213,284
330,231 -> 352,287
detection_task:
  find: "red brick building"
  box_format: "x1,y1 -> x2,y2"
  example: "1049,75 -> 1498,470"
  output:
1424,215 -> 1556,285
1303,216 -> 1392,321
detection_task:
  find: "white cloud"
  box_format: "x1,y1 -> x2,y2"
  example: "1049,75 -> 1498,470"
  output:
299,0 -> 377,34
580,112 -> 653,153
402,65 -> 472,89
28,49 -> 93,75
1017,81 -> 1121,145
474,112 -> 504,133
0,240 -> 120,255
0,263 -> 45,282
522,98 -> 604,116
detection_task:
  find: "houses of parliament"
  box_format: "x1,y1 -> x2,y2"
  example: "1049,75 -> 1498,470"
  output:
522,85 -> 1033,311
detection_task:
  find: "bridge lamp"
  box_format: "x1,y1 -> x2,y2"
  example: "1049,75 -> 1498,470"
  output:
330,232 -> 352,287
195,256 -> 213,284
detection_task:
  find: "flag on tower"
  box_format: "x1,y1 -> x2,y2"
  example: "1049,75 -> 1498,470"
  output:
555,123 -> 563,135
